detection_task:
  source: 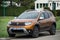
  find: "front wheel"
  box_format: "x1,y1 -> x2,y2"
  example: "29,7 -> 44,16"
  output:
7,28 -> 15,37
32,26 -> 39,38
8,34 -> 15,37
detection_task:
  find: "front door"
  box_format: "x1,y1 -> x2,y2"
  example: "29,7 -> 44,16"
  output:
39,12 -> 47,28
39,12 -> 50,30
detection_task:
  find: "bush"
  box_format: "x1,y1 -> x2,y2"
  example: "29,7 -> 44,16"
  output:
0,6 -> 28,16
56,10 -> 60,16
0,7 -> 3,16
56,16 -> 60,21
0,0 -> 35,16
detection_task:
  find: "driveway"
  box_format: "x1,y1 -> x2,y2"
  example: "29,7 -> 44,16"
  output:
0,31 -> 60,40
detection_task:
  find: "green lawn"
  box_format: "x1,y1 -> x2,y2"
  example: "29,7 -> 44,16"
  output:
56,20 -> 60,30
0,16 -> 60,37
0,16 -> 14,38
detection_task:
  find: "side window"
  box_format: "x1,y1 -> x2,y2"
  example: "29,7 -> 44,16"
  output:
40,13 -> 44,18
48,12 -> 53,18
49,12 -> 52,16
43,12 -> 49,19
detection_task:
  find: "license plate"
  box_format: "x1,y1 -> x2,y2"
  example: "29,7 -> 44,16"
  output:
12,28 -> 23,30
13,28 -> 17,30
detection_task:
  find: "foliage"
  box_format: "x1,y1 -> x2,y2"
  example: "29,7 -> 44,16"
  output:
0,0 -> 60,16
56,16 -> 60,21
44,7 -> 60,16
5,6 -> 28,16
44,7 -> 51,11
0,0 -> 35,16
0,0 -> 2,4
0,16 -> 14,37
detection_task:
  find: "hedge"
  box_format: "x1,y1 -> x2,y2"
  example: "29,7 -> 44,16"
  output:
0,6 -> 60,16
0,6 -> 28,16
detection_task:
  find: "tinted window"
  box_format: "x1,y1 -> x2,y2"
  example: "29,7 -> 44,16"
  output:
40,13 -> 44,18
43,12 -> 49,19
18,11 -> 38,19
47,12 -> 53,18
49,13 -> 52,16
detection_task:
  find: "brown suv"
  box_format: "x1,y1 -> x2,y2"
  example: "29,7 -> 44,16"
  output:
7,10 -> 56,38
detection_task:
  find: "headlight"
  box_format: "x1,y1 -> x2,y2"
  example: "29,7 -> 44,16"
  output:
25,22 -> 32,25
8,22 -> 11,25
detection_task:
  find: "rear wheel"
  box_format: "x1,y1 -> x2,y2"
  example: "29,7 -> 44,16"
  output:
32,26 -> 39,38
49,25 -> 56,35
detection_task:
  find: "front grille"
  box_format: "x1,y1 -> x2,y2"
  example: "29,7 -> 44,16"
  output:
10,22 -> 25,26
12,30 -> 24,33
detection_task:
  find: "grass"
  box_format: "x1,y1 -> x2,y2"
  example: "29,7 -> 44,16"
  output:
56,16 -> 60,30
56,20 -> 60,30
0,16 -> 60,37
0,16 -> 14,38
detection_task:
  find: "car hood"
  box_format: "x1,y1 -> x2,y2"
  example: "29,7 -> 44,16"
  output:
11,19 -> 37,23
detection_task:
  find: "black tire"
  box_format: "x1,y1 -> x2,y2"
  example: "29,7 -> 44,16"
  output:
49,25 -> 56,35
32,26 -> 39,38
8,33 -> 15,37
7,28 -> 15,37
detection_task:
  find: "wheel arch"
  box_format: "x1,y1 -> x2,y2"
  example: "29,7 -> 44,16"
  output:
34,24 -> 40,31
52,22 -> 56,28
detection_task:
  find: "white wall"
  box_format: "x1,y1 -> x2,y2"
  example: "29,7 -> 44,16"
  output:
35,0 -> 49,11
49,0 -> 60,2
48,1 -> 60,10
48,2 -> 52,10
35,3 -> 44,11
35,0 -> 49,3
56,2 -> 60,10
35,0 -> 60,10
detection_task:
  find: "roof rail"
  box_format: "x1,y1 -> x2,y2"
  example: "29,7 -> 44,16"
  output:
25,9 -> 36,12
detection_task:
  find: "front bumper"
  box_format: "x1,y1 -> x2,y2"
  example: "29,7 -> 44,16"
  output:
8,28 -> 29,35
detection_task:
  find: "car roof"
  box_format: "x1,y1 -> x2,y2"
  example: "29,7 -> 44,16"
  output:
24,9 -> 38,12
24,9 -> 52,14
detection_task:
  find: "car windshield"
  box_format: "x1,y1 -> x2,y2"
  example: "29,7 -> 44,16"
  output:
18,11 -> 38,19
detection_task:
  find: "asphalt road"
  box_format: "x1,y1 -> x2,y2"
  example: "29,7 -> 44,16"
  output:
0,31 -> 60,40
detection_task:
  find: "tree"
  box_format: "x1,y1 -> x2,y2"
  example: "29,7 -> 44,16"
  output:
21,0 -> 35,6
0,0 -> 2,6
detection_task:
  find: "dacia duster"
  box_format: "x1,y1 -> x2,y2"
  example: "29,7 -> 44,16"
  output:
7,10 -> 56,38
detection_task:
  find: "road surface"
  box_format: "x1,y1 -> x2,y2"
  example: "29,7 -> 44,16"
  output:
0,31 -> 60,40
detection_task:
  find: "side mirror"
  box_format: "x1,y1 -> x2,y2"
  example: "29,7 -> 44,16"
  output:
39,17 -> 44,20
14,17 -> 17,19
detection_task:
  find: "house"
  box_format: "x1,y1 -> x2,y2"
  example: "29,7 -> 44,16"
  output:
35,0 -> 60,11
